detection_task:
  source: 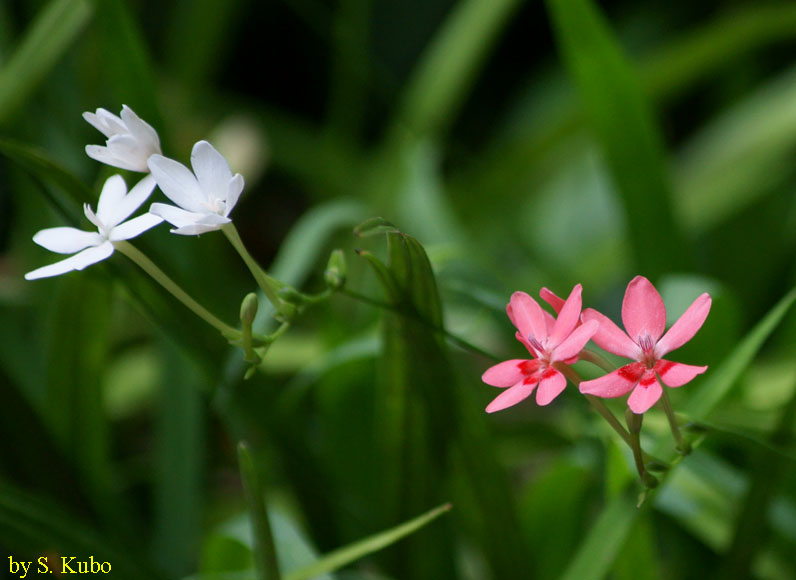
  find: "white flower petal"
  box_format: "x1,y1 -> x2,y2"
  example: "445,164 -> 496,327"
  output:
107,173 -> 157,226
224,174 -> 245,217
96,175 -> 128,223
120,105 -> 161,153
110,213 -> 163,241
148,155 -> 205,212
25,242 -> 114,280
149,203 -> 205,228
191,140 -> 232,200
83,109 -> 122,138
85,146 -> 139,172
171,219 -> 230,236
32,227 -> 102,254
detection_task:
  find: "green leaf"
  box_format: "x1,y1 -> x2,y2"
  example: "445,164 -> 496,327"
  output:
392,0 -> 523,139
238,442 -> 282,580
92,0 -> 162,126
285,504 -> 451,580
152,341 -> 206,577
673,65 -> 796,233
0,137 -> 94,223
557,489 -> 639,580
686,287 -> 796,420
0,0 -> 92,124
545,0 -> 690,277
0,480 -> 169,580
358,223 -> 526,578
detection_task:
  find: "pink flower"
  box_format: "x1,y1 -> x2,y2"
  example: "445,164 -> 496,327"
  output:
482,284 -> 598,413
578,276 -> 711,414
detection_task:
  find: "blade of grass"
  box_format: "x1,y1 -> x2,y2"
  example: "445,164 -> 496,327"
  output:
545,0 -> 689,278
558,488 -> 639,580
0,0 -> 92,124
153,341 -> 206,577
685,287 -> 796,420
717,381 -> 796,578
391,0 -> 522,139
92,0 -> 162,127
238,441 -> 282,580
0,480 -> 170,580
284,504 -> 451,580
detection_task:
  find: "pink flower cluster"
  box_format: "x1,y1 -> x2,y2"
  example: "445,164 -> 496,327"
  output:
482,276 -> 711,414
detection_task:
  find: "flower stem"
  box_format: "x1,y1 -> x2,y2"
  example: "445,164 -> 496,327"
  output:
626,410 -> 658,488
659,386 -> 690,454
221,224 -> 288,317
114,241 -> 239,339
579,349 -> 617,373
556,365 -> 633,446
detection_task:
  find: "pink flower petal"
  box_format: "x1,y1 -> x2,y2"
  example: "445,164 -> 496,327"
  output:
627,375 -> 663,413
549,284 -> 582,348
482,359 -> 537,387
579,363 -> 644,398
655,360 -> 707,387
582,308 -> 641,359
540,287 -> 565,314
535,368 -> 567,405
554,319 -> 598,361
655,293 -> 712,357
622,276 -> 667,344
508,291 -> 548,342
486,381 -> 537,413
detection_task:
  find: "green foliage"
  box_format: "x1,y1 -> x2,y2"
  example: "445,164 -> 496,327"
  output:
2,0 -> 796,578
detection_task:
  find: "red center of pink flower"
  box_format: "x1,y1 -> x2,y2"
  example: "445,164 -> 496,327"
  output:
637,332 -> 657,368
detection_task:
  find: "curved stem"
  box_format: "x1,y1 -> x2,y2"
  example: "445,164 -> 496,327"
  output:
659,386 -> 690,454
579,349 -> 617,373
114,241 -> 239,339
222,224 -> 287,316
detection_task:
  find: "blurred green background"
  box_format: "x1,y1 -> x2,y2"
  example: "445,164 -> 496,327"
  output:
1,0 -> 796,578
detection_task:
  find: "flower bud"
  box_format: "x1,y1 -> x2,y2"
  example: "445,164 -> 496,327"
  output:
324,249 -> 346,289
240,292 -> 259,325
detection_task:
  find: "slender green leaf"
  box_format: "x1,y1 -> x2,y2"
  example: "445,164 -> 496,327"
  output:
644,3 -> 796,103
674,65 -> 796,233
359,223 -> 526,578
545,0 -> 689,277
558,489 -> 639,580
686,288 -> 796,419
0,137 -> 94,223
238,442 -> 282,580
0,480 -> 169,580
92,0 -> 161,126
285,504 -> 451,580
153,341 -> 205,577
392,0 -> 522,139
0,0 -> 92,124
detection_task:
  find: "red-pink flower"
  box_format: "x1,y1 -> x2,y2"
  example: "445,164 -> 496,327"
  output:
482,284 -> 598,413
578,276 -> 711,414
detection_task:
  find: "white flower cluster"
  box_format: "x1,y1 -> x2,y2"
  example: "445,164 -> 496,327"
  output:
26,106 -> 244,279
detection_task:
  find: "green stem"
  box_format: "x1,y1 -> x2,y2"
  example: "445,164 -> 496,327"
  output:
222,224 -> 287,316
114,241 -> 239,339
238,441 -> 282,580
659,386 -> 689,454
557,364 -> 634,447
625,410 -> 657,488
579,349 -> 617,373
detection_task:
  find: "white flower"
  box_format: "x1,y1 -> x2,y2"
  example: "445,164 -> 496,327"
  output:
25,175 -> 162,280
148,140 -> 244,235
84,105 -> 162,172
